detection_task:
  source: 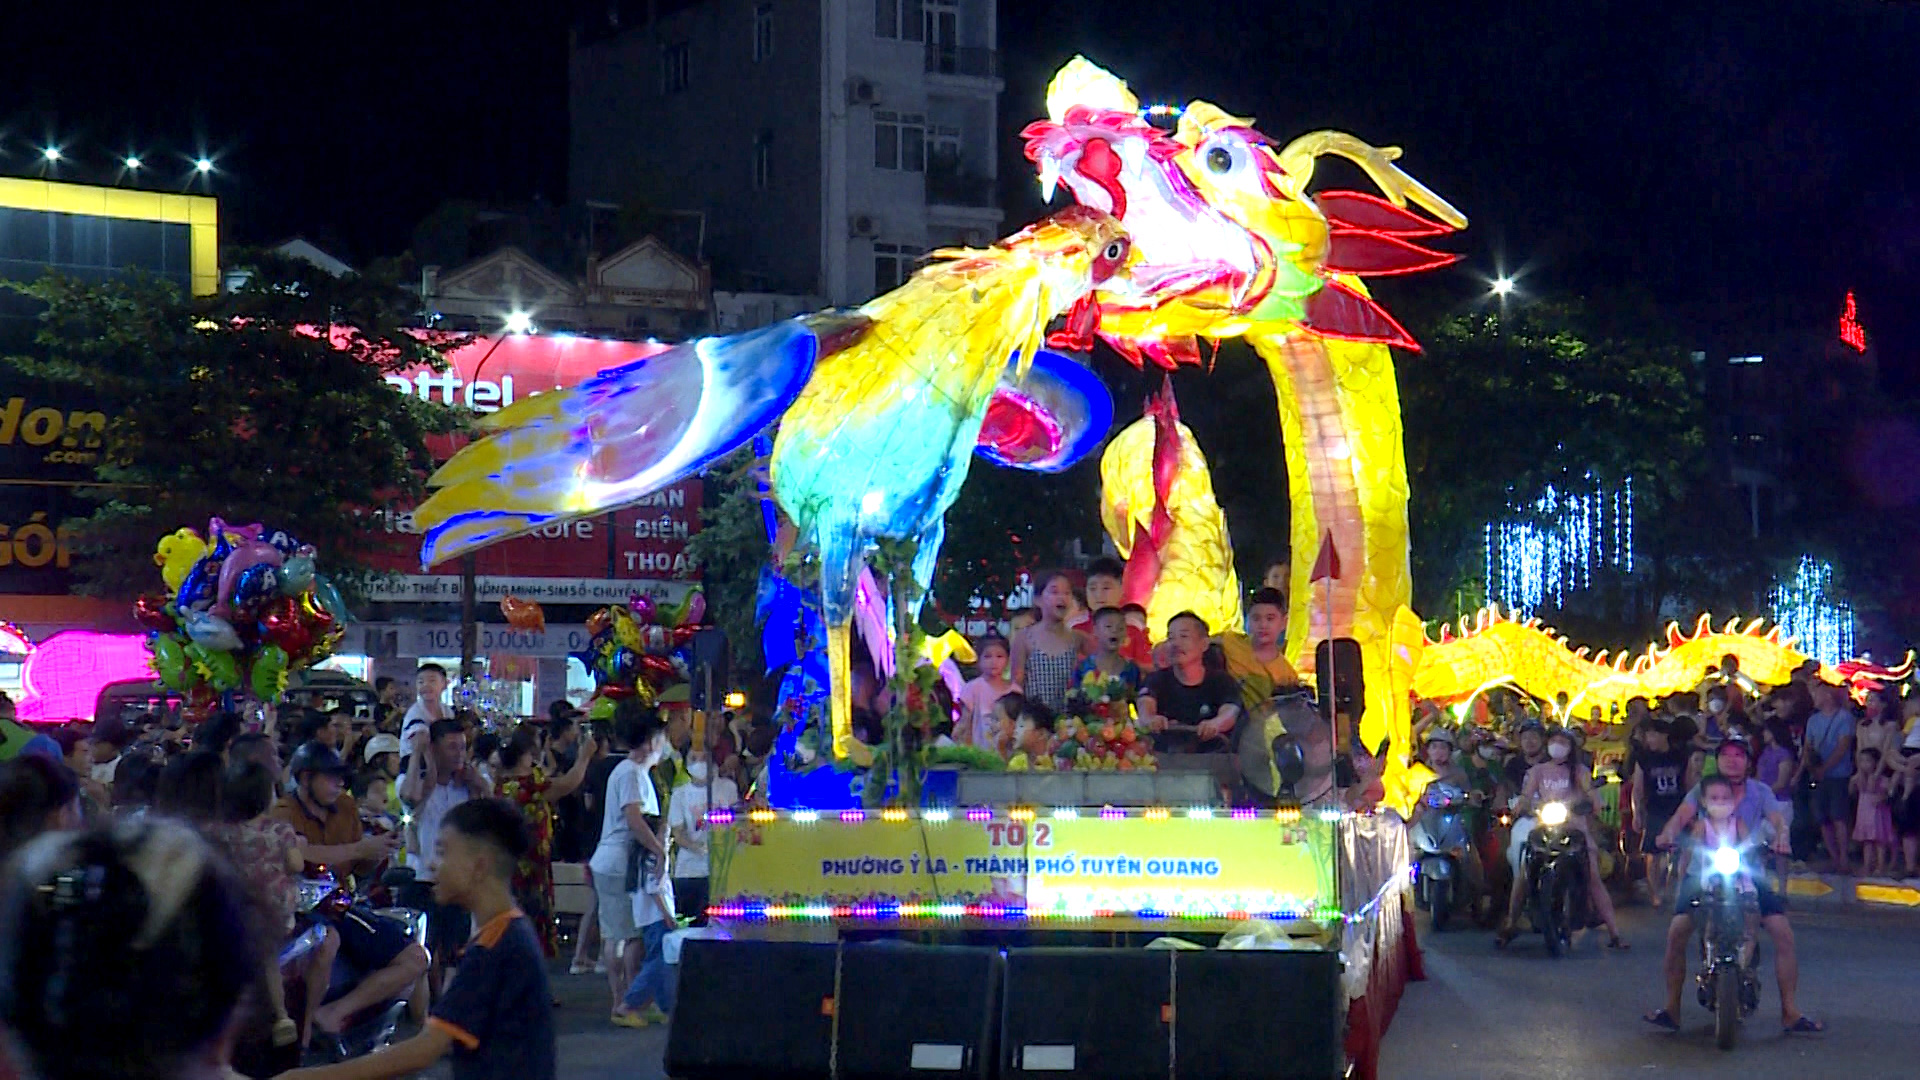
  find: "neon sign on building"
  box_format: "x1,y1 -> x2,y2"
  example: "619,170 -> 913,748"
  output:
1839,292 -> 1866,353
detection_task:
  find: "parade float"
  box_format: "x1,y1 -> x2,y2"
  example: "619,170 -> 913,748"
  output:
410,54 -> 1462,1080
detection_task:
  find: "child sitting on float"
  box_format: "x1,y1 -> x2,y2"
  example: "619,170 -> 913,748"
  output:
1074,608 -> 1143,693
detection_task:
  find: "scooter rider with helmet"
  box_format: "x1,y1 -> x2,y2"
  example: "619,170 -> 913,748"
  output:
1416,727 -> 1487,909
1498,726 -> 1628,949
278,742 -> 429,1041
1644,732 -> 1824,1035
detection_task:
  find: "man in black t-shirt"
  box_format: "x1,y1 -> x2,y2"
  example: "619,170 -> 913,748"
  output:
1632,721 -> 1691,899
1502,721 -> 1548,792
1139,611 -> 1243,754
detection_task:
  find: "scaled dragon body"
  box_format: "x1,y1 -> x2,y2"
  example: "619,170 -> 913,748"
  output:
1415,607 -> 1917,714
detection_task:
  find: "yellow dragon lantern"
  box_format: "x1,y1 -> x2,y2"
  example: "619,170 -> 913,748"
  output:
1099,380 -> 1243,640
1417,607 -> 1917,716
1025,58 -> 1465,809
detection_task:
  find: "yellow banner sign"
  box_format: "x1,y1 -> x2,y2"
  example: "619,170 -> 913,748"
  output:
708,813 -> 1335,920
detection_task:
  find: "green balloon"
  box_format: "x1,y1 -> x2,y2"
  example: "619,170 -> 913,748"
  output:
250,645 -> 290,702
589,697 -> 616,722
150,634 -> 188,690
185,643 -> 241,693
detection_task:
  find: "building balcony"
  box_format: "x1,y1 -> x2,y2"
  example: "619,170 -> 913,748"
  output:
925,44 -> 998,80
926,163 -> 997,209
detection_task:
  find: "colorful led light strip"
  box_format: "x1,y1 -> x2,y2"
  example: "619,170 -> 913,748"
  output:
704,902 -> 1339,923
705,805 -> 1332,826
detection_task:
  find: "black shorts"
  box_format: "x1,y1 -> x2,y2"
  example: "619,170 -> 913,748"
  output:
1674,879 -> 1787,920
397,881 -> 469,962
1640,809 -> 1679,855
326,906 -> 416,1004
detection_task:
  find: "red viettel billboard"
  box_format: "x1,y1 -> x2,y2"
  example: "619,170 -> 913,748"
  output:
361,334 -> 705,604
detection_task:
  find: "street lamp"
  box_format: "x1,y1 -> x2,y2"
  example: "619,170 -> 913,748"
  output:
123,155 -> 143,171
40,146 -> 61,163
193,156 -> 215,174
503,310 -> 534,335
1490,276 -> 1516,297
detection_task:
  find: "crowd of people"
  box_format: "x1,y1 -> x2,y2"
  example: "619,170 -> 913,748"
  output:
948,560 -> 1302,768
0,659 -> 772,1080
1395,651 -> 1920,1036
13,562 -> 1919,1072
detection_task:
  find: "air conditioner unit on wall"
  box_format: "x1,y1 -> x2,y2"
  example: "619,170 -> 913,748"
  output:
849,214 -> 881,238
846,77 -> 878,106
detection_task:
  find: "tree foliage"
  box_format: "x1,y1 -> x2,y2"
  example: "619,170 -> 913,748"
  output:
1400,295 -> 1735,634
930,459 -> 1103,620
4,252 -> 463,597
685,447 -> 772,682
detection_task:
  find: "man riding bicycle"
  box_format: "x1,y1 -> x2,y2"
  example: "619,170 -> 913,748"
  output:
1644,733 -> 1824,1035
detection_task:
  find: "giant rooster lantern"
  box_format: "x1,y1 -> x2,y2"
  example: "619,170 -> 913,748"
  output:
413,208 -> 1132,762
1025,57 -> 1466,808
1099,381 -> 1242,640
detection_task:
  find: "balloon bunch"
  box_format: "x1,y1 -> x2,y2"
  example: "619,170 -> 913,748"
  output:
138,518 -> 349,705
574,589 -> 708,719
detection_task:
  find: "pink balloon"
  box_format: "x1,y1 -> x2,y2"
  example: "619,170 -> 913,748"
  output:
685,591 -> 706,626
212,540 -> 284,618
628,593 -> 655,623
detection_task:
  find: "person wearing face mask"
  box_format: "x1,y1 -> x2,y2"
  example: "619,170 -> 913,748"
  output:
1647,734 -> 1817,1035
1498,727 -> 1627,949
1462,731 -> 1510,902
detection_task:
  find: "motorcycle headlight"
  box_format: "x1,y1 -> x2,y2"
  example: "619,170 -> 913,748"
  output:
1538,802 -> 1568,827
1709,846 -> 1742,877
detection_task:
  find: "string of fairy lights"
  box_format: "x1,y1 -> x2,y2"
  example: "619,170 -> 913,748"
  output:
1484,479 -> 1854,661
1483,475 -> 1635,618
1769,555 -> 1855,665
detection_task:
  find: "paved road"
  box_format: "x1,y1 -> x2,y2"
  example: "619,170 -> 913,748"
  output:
519,898 -> 1919,1080
1380,900 -> 1920,1080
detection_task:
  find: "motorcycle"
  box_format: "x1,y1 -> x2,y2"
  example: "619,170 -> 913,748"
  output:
284,868 -> 428,1064
1522,799 -> 1591,957
1411,782 -> 1476,930
1689,841 -> 1763,1050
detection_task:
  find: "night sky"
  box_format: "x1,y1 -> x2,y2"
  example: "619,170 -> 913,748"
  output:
4,0 -> 1918,370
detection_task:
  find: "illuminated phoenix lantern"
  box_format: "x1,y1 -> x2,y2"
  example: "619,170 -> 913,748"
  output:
1025,57 -> 1466,807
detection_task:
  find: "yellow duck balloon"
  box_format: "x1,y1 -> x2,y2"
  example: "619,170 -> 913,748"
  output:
154,528 -> 209,594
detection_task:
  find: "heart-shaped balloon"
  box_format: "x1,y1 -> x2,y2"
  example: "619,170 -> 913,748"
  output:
259,597 -> 313,657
